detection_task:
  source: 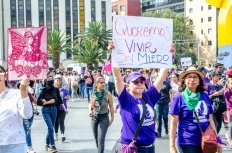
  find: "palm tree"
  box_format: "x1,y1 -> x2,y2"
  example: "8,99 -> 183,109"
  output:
48,30 -> 70,70
74,39 -> 104,72
72,21 -> 112,70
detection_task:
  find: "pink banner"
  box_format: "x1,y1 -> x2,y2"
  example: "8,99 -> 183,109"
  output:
103,60 -> 112,72
7,27 -> 48,80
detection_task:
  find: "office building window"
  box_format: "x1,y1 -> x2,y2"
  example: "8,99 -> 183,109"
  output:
208,16 -> 212,22
201,6 -> 203,11
73,0 -> 78,36
208,28 -> 212,34
201,18 -> 203,23
189,8 -> 193,13
101,1 -> 106,27
120,5 -> 125,11
18,0 -> 24,27
66,0 -> 71,59
201,30 -> 203,35
208,40 -> 212,46
79,0 -> 85,31
10,0 -> 17,27
46,0 -> 52,31
53,0 -> 59,29
39,0 -> 44,26
91,0 -> 96,21
26,0 -> 32,27
201,41 -> 204,46
208,5 -> 212,10
190,31 -> 193,35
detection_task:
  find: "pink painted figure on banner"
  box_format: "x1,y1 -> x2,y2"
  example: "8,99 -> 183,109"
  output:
7,27 -> 48,80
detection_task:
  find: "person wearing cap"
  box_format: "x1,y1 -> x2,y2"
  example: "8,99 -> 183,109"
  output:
54,75 -> 69,142
169,67 -> 221,153
108,41 -> 175,152
207,71 -> 226,133
224,77 -> 232,148
0,65 -> 33,153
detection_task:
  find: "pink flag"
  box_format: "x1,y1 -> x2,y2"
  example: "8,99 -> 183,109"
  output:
7,27 -> 48,80
103,60 -> 112,72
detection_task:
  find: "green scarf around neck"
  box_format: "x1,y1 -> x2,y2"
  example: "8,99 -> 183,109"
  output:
182,88 -> 200,110
92,88 -> 105,105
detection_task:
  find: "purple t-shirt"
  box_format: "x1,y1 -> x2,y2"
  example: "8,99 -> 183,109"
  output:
118,86 -> 161,146
169,92 -> 213,146
59,88 -> 69,110
224,89 -> 232,108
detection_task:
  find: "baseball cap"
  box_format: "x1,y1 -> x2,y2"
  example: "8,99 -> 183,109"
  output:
197,66 -> 206,72
226,69 -> 232,76
126,72 -> 146,83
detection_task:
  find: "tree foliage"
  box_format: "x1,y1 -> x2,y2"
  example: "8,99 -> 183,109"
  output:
48,30 -> 70,70
71,21 -> 112,71
142,9 -> 197,65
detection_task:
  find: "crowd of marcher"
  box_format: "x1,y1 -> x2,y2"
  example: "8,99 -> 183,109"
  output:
1,42 -> 232,153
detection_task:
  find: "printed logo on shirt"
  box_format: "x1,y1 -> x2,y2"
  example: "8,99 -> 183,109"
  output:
138,104 -> 155,126
193,100 -> 208,123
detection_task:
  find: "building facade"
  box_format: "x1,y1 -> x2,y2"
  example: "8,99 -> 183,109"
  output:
185,0 -> 217,64
142,0 -> 185,14
112,0 -> 141,16
0,0 -> 112,67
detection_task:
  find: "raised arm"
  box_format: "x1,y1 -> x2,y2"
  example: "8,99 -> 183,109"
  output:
108,41 -> 125,96
154,69 -> 169,92
154,45 -> 175,92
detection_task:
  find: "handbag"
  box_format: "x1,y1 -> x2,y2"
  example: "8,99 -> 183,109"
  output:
193,110 -> 218,153
111,98 -> 147,153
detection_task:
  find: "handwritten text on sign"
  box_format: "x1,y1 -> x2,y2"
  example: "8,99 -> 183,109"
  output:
112,15 -> 173,68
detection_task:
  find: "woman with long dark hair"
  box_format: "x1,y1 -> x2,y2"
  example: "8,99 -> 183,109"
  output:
37,75 -> 62,153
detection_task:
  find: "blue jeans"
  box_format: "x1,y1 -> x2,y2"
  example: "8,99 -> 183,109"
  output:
156,103 -> 169,135
137,145 -> 155,153
23,115 -> 34,147
42,106 -> 57,146
79,82 -> 85,97
86,86 -> 93,102
178,145 -> 202,153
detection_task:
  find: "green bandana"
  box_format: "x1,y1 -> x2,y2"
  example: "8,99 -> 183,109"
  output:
92,89 -> 105,105
182,88 -> 200,110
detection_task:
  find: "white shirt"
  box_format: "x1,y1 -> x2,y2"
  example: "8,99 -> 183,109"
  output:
0,88 -> 33,145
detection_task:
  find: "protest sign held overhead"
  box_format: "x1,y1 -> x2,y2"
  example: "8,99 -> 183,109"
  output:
7,27 -> 48,80
112,15 -> 173,69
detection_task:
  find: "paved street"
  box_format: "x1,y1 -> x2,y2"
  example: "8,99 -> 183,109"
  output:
31,98 -> 232,153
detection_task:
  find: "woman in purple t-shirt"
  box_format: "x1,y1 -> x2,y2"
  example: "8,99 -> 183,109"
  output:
169,67 -> 220,153
108,41 -> 175,153
224,78 -> 232,147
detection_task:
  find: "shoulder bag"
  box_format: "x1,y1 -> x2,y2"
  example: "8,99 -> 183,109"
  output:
193,110 -> 218,153
111,98 -> 147,153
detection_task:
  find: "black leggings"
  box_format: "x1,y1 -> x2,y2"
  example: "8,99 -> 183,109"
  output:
55,110 -> 66,134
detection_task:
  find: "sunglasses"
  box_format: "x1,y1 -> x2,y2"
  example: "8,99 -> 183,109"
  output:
132,79 -> 145,85
99,82 -> 105,84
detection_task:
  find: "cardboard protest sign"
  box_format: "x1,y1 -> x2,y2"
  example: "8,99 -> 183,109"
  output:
112,15 -> 173,68
180,57 -> 192,67
7,27 -> 48,80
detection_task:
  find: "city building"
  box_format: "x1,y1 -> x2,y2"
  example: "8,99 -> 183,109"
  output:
0,0 -> 112,67
112,0 -> 141,16
185,0 -> 217,64
142,0 -> 185,14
